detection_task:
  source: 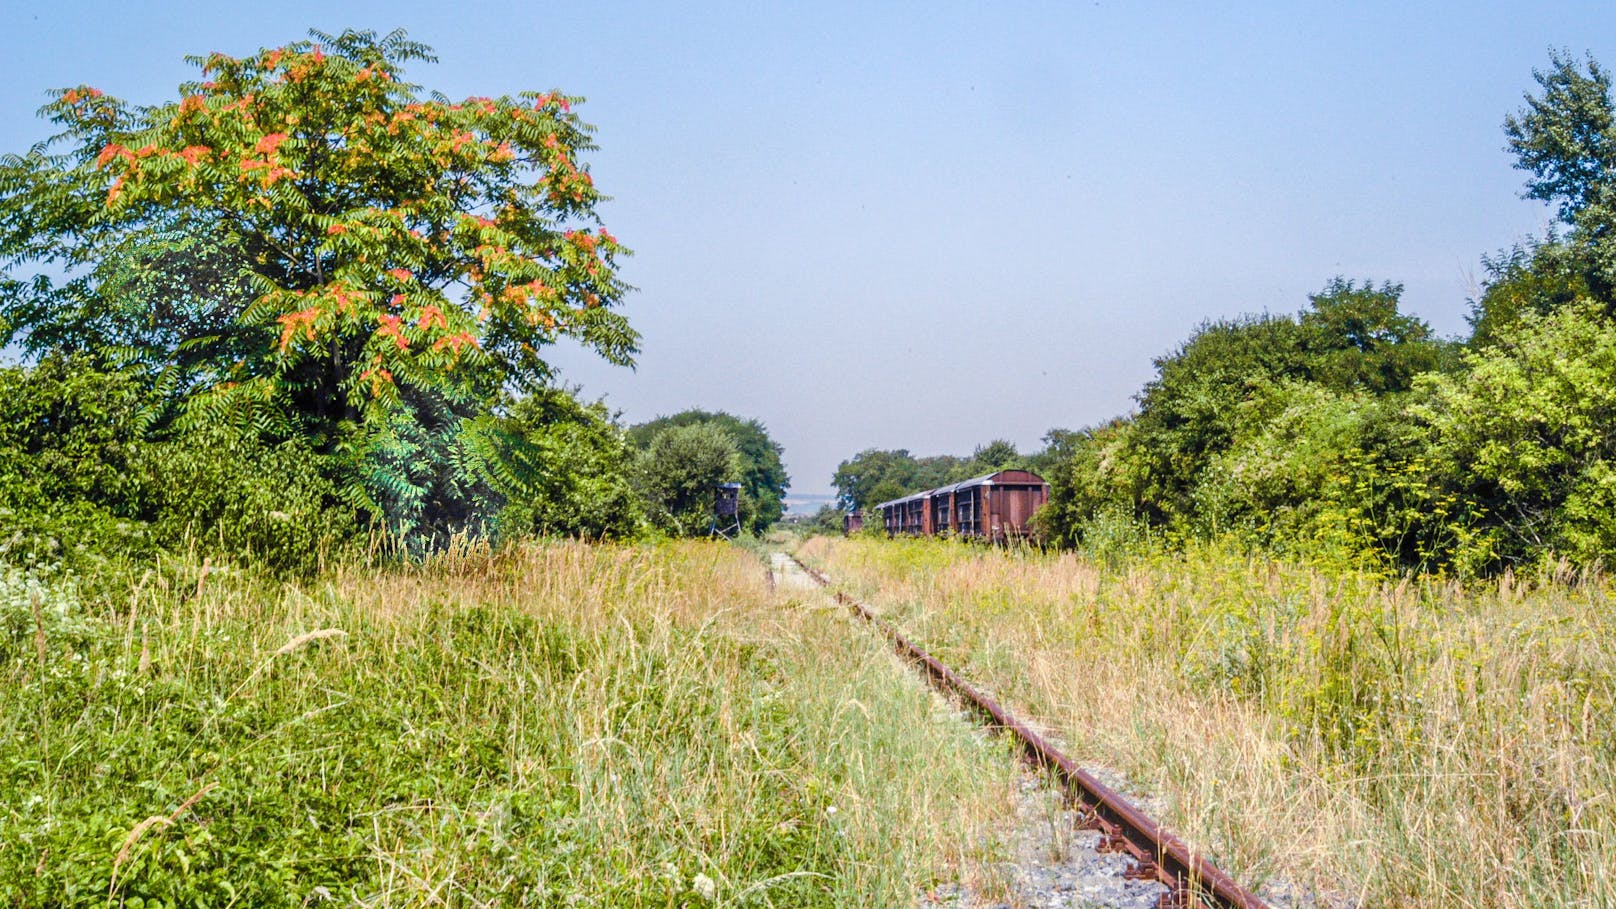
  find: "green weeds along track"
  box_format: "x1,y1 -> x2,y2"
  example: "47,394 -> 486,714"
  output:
800,535 -> 1616,908
0,542 -> 1019,907
784,552 -> 1269,909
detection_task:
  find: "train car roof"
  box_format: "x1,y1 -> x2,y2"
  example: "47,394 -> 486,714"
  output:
872,470 -> 1048,510
872,491 -> 928,510
945,469 -> 1049,492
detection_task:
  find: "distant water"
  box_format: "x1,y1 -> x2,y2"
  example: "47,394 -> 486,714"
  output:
782,493 -> 837,515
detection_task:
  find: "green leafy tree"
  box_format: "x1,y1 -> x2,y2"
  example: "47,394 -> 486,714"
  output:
1504,50 -> 1616,299
633,423 -> 741,536
1415,301 -> 1616,570
628,410 -> 788,533
959,439 -> 1023,477
461,388 -> 642,540
1506,51 -> 1616,224
1469,236 -> 1594,348
1299,278 -> 1446,393
1028,428 -> 1084,477
1030,421 -> 1134,549
0,29 -> 634,535
832,448 -> 923,511
863,478 -> 909,509
1128,314 -> 1311,525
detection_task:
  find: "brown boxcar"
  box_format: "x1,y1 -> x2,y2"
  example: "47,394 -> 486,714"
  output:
874,469 -> 1049,543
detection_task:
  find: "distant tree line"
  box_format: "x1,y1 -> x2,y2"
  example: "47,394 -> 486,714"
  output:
836,52 -> 1616,575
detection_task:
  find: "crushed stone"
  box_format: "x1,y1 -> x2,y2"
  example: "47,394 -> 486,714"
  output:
918,774 -> 1168,909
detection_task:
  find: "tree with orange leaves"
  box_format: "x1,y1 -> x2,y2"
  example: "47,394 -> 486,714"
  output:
0,29 -> 635,532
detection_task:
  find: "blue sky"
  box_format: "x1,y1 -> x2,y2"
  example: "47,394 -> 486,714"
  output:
4,2 -> 1613,497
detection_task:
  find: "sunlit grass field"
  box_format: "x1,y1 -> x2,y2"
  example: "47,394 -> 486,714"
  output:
798,535 -> 1616,909
1,540 -> 1018,907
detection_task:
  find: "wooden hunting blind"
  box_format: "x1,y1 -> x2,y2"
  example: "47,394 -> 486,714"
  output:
714,483 -> 740,516
711,483 -> 742,538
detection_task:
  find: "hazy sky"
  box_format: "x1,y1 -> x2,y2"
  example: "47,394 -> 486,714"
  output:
4,2 -> 1614,497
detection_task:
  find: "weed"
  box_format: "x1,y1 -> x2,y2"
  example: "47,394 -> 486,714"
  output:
803,535 -> 1616,908
0,541 -> 1016,907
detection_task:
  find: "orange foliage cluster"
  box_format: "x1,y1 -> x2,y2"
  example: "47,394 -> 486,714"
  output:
376,314 -> 409,350
416,304 -> 447,331
60,86 -> 103,105
359,361 -> 394,396
255,133 -> 288,154
432,332 -> 479,355
329,286 -> 357,313
277,307 -> 320,352
95,144 -> 137,167
532,92 -> 572,112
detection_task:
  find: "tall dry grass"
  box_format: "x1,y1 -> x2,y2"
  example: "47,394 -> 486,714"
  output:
800,535 -> 1616,908
1,540 -> 1017,907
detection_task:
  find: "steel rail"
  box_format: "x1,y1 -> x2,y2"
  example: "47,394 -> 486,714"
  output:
786,554 -> 1269,909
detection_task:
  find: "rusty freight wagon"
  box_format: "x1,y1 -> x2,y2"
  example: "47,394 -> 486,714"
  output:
879,492 -> 934,535
873,469 -> 1049,543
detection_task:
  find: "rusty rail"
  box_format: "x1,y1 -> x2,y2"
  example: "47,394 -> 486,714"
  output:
786,554 -> 1268,909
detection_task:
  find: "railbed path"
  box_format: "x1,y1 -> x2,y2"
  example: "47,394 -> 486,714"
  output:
770,550 -> 1170,908
768,551 -> 822,591
774,549 -> 1351,909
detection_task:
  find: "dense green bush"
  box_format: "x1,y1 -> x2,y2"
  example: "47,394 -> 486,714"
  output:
461,388 -> 644,541
134,425 -> 357,575
633,422 -> 741,536
0,356 -> 155,577
1414,301 -> 1616,571
628,410 -> 789,534
0,356 -> 354,578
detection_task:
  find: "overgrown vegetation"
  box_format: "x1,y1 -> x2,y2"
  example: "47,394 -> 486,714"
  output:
0,30 -> 789,570
630,410 -> 790,535
827,52 -> 1616,576
1028,52 -> 1616,573
0,541 -> 1018,907
802,536 -> 1616,908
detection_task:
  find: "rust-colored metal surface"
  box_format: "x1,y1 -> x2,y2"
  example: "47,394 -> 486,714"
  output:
788,554 -> 1269,909
871,470 -> 1050,542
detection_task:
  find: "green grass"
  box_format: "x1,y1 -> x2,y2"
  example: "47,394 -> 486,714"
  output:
1,540 -> 1017,907
799,535 -> 1616,909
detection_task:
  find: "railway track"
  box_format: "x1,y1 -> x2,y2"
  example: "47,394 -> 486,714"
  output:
780,552 -> 1269,909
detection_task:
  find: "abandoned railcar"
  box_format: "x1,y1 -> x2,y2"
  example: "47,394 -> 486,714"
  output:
872,469 -> 1049,543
